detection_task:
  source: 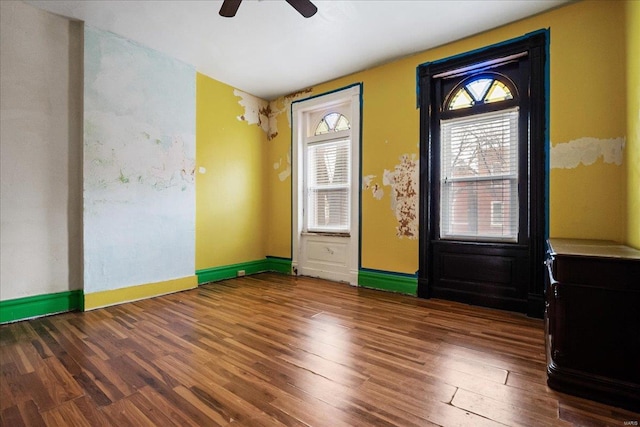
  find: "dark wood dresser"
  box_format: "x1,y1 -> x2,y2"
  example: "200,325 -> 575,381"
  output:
545,238 -> 640,412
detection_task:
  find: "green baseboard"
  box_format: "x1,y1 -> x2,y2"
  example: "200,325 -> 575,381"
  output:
358,269 -> 417,295
196,259 -> 415,297
265,256 -> 292,274
196,257 -> 292,284
0,290 -> 83,324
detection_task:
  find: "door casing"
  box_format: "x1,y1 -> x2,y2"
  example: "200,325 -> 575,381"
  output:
417,32 -> 548,317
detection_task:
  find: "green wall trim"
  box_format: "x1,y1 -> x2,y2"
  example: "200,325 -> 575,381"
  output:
0,290 -> 83,324
197,257 -> 293,284
358,269 -> 418,295
196,259 -> 269,284
265,256 -> 292,274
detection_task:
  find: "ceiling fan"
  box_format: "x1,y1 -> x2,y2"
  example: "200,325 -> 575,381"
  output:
219,0 -> 318,18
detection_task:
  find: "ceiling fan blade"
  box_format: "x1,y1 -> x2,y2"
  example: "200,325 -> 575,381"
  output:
285,0 -> 317,18
219,0 -> 242,17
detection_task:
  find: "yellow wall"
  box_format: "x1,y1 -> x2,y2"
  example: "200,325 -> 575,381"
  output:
196,73 -> 267,269
627,0 -> 640,249
266,0 -> 630,274
548,1 -> 626,242
266,100 -> 297,258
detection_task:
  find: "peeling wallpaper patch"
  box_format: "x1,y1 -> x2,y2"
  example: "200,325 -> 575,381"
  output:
363,174 -> 384,200
235,88 -> 312,141
551,137 -> 625,169
382,154 -> 419,239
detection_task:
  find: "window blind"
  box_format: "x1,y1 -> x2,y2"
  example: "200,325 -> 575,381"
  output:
440,108 -> 519,242
307,139 -> 350,232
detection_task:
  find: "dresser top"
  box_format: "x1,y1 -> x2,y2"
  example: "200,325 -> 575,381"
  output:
549,238 -> 640,260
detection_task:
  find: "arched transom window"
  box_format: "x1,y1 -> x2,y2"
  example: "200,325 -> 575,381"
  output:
440,73 -> 520,242
447,76 -> 515,111
314,112 -> 350,135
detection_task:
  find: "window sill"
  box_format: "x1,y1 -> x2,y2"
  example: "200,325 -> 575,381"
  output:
302,231 -> 350,238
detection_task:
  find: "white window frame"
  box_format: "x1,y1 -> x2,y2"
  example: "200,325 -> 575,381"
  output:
440,108 -> 519,242
305,135 -> 351,233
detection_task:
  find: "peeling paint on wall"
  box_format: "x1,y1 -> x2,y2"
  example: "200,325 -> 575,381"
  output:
382,154 -> 419,239
83,26 -> 195,293
551,137 -> 625,169
273,152 -> 291,181
235,88 -> 312,141
363,174 -> 384,200
233,89 -> 270,135
278,89 -> 313,127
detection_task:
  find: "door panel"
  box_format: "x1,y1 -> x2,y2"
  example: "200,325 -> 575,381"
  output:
299,234 -> 351,282
432,241 -> 530,311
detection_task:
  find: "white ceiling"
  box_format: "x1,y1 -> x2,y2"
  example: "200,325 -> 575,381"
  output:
27,0 -> 567,100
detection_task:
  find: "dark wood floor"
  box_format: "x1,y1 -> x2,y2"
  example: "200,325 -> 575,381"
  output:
1,273 -> 638,426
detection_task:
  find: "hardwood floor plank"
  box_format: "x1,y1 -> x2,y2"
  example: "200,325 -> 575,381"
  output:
30,337 -> 54,361
41,399 -> 97,427
16,400 -> 47,427
0,367 -> 16,411
269,390 -> 359,427
172,385 -> 230,426
1,405 -> 25,427
36,358 -> 84,406
434,355 -> 509,384
505,369 -> 549,391
1,272 -> 638,426
451,388 -> 570,427
12,342 -> 37,374
2,361 -> 28,405
212,365 -> 310,427
104,353 -> 151,393
10,370 -> 57,412
126,391 -> 185,426
74,357 -> 126,403
136,385 -> 205,427
30,320 -> 82,377
101,397 -> 158,426
72,370 -> 112,407
135,373 -> 223,425
358,379 -> 504,427
69,395 -> 112,427
125,350 -> 180,389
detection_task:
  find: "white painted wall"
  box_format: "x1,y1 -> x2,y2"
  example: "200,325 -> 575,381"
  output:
0,1 -> 83,301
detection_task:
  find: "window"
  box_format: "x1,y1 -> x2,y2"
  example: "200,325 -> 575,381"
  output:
440,76 -> 519,242
306,113 -> 351,233
440,108 -> 519,241
448,77 -> 513,110
314,112 -> 350,135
